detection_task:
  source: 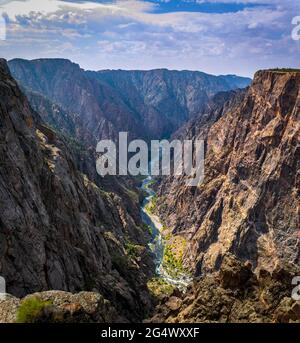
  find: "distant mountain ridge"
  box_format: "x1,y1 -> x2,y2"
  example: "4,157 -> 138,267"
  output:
8,58 -> 251,142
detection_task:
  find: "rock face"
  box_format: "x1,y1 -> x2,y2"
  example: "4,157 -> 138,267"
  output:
0,59 -> 154,322
23,89 -> 80,138
8,58 -> 251,141
3,56 -> 299,324
149,254 -> 300,323
0,291 -> 126,323
157,70 -> 300,275
19,87 -> 144,226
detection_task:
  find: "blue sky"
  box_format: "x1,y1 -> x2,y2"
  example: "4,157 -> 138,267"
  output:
0,0 -> 299,77
144,0 -> 270,14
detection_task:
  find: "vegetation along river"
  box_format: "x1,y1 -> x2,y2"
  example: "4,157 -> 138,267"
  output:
141,175 -> 192,291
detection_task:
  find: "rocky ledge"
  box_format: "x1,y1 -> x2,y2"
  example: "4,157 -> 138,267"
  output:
148,255 -> 300,323
0,291 -> 127,323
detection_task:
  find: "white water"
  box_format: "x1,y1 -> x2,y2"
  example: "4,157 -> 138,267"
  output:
141,176 -> 192,290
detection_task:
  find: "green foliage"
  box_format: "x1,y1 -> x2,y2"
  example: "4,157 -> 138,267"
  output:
111,240 -> 142,270
142,223 -> 153,236
163,245 -> 183,276
162,225 -> 172,240
162,236 -> 190,278
145,196 -> 157,214
145,179 -> 156,189
45,124 -> 88,157
125,241 -> 140,259
16,297 -> 52,323
147,277 -> 175,300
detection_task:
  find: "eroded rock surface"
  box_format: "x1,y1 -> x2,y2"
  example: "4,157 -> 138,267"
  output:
149,255 -> 300,323
0,291 -> 125,323
8,58 -> 251,141
157,70 -> 300,275
0,59 -> 154,322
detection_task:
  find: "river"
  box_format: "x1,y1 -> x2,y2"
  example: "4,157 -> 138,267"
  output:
141,175 -> 192,291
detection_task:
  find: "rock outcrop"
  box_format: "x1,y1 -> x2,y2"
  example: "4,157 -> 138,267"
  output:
156,70 -> 300,275
18,87 -> 145,227
149,254 -> 300,323
0,291 -> 126,323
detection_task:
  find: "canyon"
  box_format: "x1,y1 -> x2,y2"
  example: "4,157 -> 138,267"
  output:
8,58 -> 251,142
0,58 -> 300,323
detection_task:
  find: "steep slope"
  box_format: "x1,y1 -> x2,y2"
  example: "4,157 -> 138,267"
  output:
149,254 -> 300,323
156,70 -> 300,275
23,89 -> 80,138
8,58 -> 251,141
18,86 -> 145,226
0,59 -> 154,322
89,69 -> 251,139
172,89 -> 247,142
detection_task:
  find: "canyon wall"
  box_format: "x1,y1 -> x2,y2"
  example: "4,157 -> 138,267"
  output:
157,70 -> 300,275
0,59 -> 154,322
8,58 -> 251,141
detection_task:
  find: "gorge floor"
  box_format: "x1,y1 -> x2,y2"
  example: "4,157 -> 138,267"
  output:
141,176 -> 193,292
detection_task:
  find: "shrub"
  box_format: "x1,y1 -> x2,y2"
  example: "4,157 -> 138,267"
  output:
145,196 -> 157,214
162,236 -> 190,278
125,241 -> 141,259
142,223 -> 153,236
16,297 -> 52,323
147,277 -> 174,300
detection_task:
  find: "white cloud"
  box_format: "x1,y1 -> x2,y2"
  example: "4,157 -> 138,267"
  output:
0,0 -> 299,76
0,0 -> 127,18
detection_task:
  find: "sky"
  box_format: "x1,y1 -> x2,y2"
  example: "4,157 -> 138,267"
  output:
0,0 -> 299,77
